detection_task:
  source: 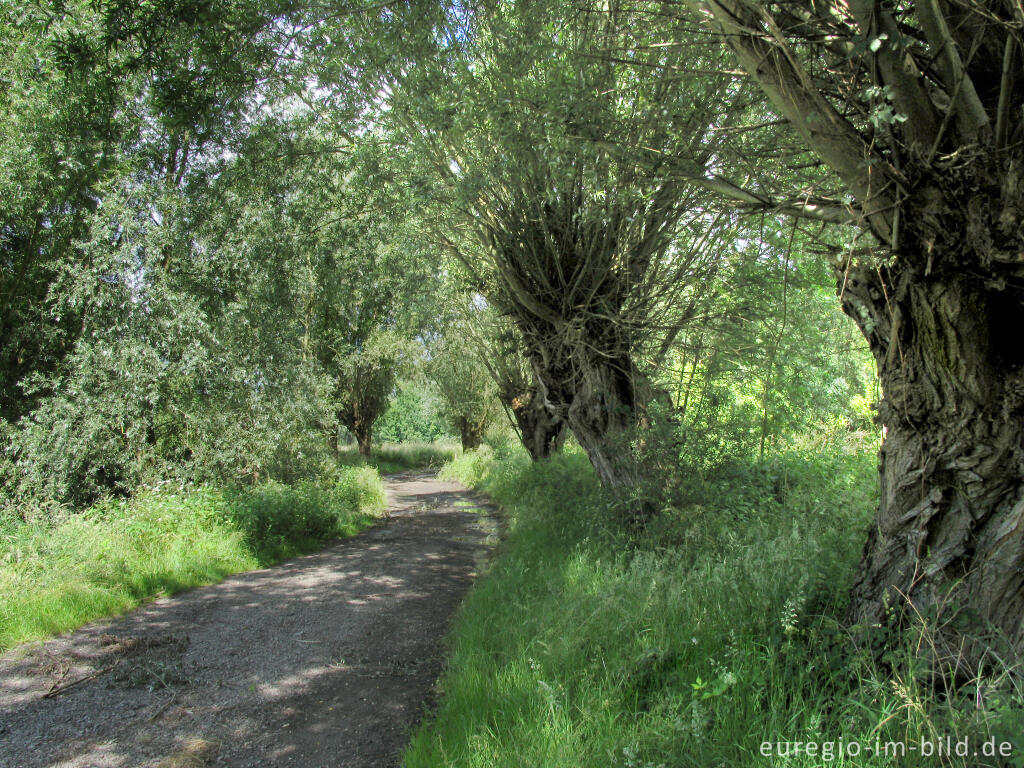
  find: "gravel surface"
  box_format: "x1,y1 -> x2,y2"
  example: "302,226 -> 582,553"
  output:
0,471 -> 498,768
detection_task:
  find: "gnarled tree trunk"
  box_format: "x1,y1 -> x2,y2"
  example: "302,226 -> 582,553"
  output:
529,339 -> 644,489
506,388 -> 567,461
564,358 -> 641,489
355,424 -> 373,457
458,417 -> 485,452
338,408 -> 374,457
688,0 -> 1024,658
839,172 -> 1024,658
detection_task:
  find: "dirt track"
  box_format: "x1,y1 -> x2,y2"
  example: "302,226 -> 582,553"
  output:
0,471 -> 497,768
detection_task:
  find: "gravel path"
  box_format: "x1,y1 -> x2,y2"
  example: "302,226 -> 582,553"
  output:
0,471 -> 497,768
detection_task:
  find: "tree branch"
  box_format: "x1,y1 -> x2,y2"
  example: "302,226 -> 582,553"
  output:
914,0 -> 990,142
685,0 -> 896,242
846,0 -> 941,149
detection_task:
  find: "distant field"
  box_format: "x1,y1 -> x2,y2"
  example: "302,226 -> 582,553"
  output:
335,441 -> 459,474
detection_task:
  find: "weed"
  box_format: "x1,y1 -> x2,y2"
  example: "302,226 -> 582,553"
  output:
0,466 -> 386,652
404,447 -> 1023,768
335,442 -> 458,474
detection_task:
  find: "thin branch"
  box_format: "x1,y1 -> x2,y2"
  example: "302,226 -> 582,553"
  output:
995,34 -> 1017,150
914,0 -> 991,141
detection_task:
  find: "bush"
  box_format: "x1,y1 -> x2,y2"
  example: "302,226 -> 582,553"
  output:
226,466 -> 386,560
374,383 -> 452,443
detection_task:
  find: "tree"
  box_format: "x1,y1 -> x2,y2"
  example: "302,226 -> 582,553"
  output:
662,223 -> 875,468
385,0 -> 737,489
330,331 -> 410,455
374,380 -> 450,444
426,325 -> 500,452
421,269 -> 567,460
1,0 -> 310,500
682,0 -> 1024,656
274,131 -> 434,458
466,313 -> 567,461
0,0 -> 294,423
0,1 -> 130,424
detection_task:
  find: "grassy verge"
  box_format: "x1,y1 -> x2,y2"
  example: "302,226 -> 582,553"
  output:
336,441 -> 459,474
405,447 -> 1023,768
0,465 -> 386,652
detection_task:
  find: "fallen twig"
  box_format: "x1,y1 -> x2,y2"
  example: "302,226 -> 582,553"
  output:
43,660 -> 120,699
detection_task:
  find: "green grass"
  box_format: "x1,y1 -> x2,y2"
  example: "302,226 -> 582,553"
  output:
406,447 -> 1024,768
336,441 -> 459,474
0,465 -> 386,652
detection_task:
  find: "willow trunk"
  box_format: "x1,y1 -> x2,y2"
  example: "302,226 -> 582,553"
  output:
841,258 -> 1024,657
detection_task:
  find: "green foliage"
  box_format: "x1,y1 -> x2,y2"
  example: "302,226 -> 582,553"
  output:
406,449 -> 1021,768
0,0 -> 334,503
332,329 -> 415,449
0,0 -> 871,503
0,0 -> 449,502
0,0 -> 294,426
1,104 -> 440,502
336,442 -> 458,475
229,124 -> 438,457
375,0 -> 748,486
657,230 -> 878,468
439,444 -> 507,488
426,322 -> 500,450
0,466 -> 385,651
375,381 -> 452,444
223,466 -> 386,561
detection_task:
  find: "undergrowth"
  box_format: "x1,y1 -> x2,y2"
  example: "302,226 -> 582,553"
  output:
0,465 -> 385,652
407,447 -> 1023,767
336,441 -> 458,474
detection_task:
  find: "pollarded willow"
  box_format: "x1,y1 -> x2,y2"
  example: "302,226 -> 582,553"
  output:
676,0 -> 1024,660
378,0 -> 746,488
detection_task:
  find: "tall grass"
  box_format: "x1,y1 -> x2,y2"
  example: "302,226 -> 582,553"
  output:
406,448 -> 1023,768
0,466 -> 385,652
336,441 -> 459,474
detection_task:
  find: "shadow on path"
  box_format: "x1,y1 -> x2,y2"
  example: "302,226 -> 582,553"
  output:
0,471 -> 497,768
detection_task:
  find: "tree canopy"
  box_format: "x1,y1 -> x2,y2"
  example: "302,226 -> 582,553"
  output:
3,0 -> 1022,665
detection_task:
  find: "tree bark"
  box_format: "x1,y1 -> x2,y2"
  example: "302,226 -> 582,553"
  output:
508,390 -> 567,461
688,0 -> 1024,660
840,235 -> 1024,660
459,418 -> 485,452
531,346 -> 643,489
355,423 -> 373,457
338,407 -> 374,457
